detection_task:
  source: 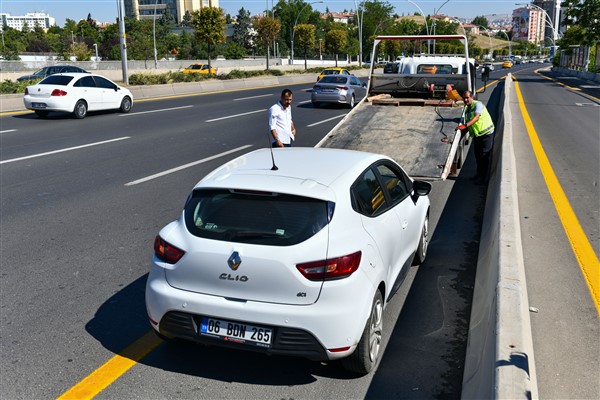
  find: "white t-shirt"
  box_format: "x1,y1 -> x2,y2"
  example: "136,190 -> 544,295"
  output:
268,101 -> 294,144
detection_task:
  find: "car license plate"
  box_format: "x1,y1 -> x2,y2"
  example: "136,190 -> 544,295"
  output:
200,317 -> 273,348
31,102 -> 46,109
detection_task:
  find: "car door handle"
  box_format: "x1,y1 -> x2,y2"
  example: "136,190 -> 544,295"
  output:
402,220 -> 408,230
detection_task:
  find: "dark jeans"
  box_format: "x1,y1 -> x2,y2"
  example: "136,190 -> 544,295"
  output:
272,142 -> 292,148
473,132 -> 494,179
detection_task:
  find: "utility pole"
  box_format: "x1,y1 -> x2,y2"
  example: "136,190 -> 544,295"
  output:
117,0 -> 129,84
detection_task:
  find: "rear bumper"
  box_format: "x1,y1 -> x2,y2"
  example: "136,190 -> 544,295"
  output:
157,310 -> 329,360
23,96 -> 74,112
145,263 -> 376,361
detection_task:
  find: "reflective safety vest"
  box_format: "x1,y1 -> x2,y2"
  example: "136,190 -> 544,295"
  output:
465,100 -> 495,137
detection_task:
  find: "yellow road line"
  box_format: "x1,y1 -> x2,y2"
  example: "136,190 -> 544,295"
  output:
514,78 -> 600,315
535,70 -> 600,102
56,330 -> 162,400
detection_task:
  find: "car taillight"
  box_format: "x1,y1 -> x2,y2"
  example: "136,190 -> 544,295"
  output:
154,236 -> 185,264
51,89 -> 67,96
336,86 -> 349,91
24,88 -> 29,95
296,251 -> 361,281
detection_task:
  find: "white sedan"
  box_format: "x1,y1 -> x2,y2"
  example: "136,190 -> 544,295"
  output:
145,147 -> 431,374
23,72 -> 133,119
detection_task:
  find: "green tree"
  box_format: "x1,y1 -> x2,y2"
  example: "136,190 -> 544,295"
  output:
471,16 -> 489,29
233,8 -> 255,51
356,0 -> 395,60
273,0 -> 323,57
561,0 -> 600,45
192,7 -> 226,67
326,29 -> 348,66
255,16 -> 281,70
295,24 -> 315,70
71,41 -> 93,61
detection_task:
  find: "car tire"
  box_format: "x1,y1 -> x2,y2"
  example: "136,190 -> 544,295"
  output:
35,110 -> 49,118
312,101 -> 320,108
348,95 -> 355,109
412,213 -> 429,265
73,100 -> 87,119
341,290 -> 383,374
120,96 -> 132,113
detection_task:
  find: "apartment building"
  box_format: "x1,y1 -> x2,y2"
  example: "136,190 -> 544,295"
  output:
0,12 -> 56,32
124,0 -> 219,23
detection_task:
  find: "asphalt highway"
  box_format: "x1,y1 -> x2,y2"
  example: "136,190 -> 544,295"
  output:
2,64 -> 596,399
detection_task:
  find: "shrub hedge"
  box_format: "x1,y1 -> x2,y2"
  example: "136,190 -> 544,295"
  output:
1,65 -> 366,94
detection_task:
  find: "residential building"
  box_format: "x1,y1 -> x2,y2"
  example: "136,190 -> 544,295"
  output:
0,12 -> 56,32
124,0 -> 219,23
512,7 -> 543,44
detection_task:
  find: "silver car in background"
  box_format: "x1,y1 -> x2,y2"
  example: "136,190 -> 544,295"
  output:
311,75 -> 367,108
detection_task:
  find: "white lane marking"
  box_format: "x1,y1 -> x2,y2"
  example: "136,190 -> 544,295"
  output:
206,109 -> 266,122
297,100 -> 311,105
0,137 -> 130,165
120,105 -> 193,116
307,114 -> 347,127
0,129 -> 17,134
575,103 -> 599,107
234,94 -> 273,101
125,145 -> 253,186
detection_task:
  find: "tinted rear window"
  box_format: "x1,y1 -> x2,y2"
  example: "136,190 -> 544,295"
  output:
319,76 -> 349,84
184,189 -> 332,246
39,75 -> 74,85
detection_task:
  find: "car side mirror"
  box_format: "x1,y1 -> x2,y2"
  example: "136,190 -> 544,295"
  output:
413,180 -> 431,197
362,82 -> 367,88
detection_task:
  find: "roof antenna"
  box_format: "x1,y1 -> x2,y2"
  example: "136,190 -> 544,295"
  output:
267,131 -> 278,171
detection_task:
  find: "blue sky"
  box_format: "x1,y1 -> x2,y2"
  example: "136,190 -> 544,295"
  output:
1,0 -> 516,26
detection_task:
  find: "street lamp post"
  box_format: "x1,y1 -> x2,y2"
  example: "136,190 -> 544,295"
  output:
432,0 -> 450,54
291,0 -> 323,65
319,38 -> 322,62
476,25 -> 493,58
354,0 -> 367,65
515,3 -> 559,49
93,43 -> 99,61
498,30 -> 512,57
153,0 -> 159,69
406,0 -> 430,52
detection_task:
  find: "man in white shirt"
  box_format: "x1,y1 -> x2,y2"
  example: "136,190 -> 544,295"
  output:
269,89 -> 297,147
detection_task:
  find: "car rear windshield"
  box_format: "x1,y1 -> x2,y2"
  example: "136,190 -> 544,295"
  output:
319,76 -> 348,84
184,189 -> 332,246
39,75 -> 74,85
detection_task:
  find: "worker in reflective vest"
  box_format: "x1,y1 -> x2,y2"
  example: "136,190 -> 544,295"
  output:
459,90 -> 495,184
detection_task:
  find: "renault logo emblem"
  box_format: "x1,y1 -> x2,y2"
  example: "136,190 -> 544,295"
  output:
227,251 -> 242,270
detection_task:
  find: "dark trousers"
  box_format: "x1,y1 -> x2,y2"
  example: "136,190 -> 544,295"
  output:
272,142 -> 292,148
473,132 -> 494,179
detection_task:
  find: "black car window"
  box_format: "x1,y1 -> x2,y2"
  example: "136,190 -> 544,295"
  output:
184,189 -> 331,246
320,75 -> 348,84
93,76 -> 116,89
351,76 -> 361,86
352,168 -> 388,217
375,163 -> 410,204
74,76 -> 97,88
39,75 -> 74,85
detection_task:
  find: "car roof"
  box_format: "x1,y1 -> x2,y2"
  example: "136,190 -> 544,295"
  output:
195,147 -> 391,201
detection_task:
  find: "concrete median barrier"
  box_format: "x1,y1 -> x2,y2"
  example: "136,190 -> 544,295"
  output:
461,74 -> 538,399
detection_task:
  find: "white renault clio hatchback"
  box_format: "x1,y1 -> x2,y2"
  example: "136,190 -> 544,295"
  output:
145,147 -> 431,374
